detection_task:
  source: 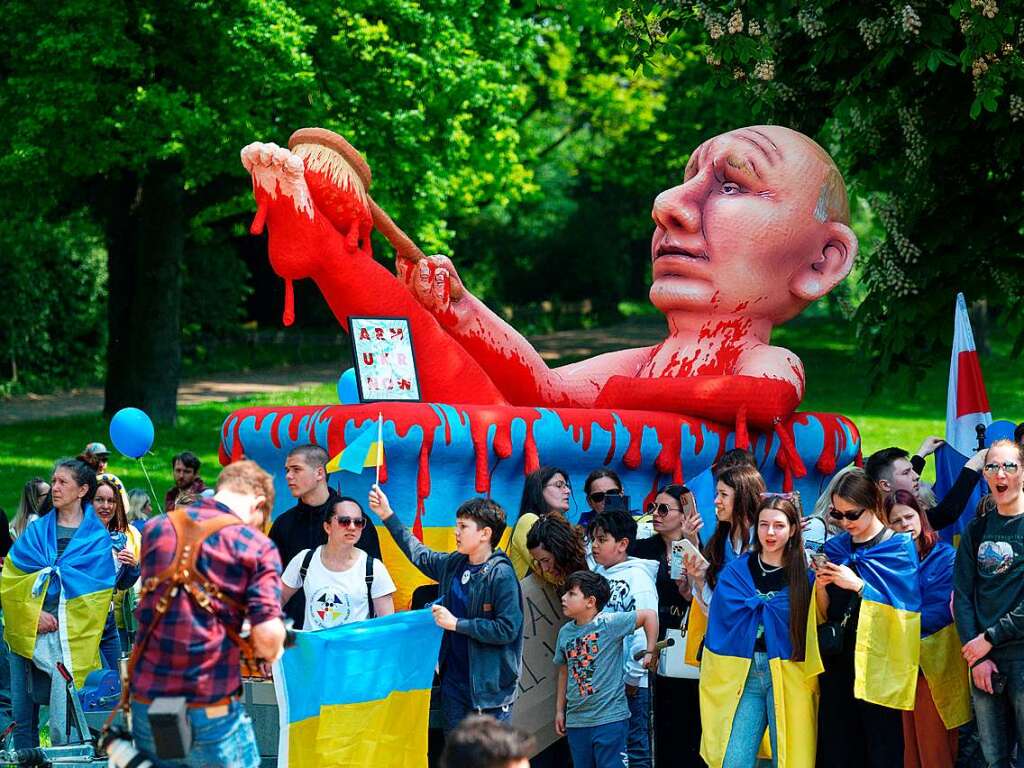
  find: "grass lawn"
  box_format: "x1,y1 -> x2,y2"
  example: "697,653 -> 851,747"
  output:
1,316 -> 1020,510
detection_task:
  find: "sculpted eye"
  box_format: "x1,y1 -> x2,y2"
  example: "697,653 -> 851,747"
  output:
721,181 -> 742,195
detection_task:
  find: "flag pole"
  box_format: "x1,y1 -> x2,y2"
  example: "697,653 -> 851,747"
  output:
375,412 -> 383,486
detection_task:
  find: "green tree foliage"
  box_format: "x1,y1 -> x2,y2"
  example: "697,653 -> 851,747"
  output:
601,0 -> 1024,376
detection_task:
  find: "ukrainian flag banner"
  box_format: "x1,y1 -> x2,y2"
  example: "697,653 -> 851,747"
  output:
918,542 -> 971,729
1,508 -> 115,687
699,554 -> 822,768
824,531 -> 921,710
274,609 -> 443,768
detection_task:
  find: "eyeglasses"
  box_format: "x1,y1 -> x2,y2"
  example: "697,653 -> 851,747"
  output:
647,502 -> 681,517
588,489 -> 622,504
333,516 -> 366,529
983,462 -> 1021,476
828,506 -> 866,522
760,491 -> 800,501
546,480 -> 571,490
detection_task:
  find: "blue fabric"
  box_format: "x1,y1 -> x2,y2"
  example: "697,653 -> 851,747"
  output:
919,542 -> 956,638
438,680 -> 512,732
8,652 -> 38,750
131,699 -> 259,768
970,653 -> 1024,768
100,612 -> 121,671
566,719 -> 629,768
0,635 -> 11,733
723,652 -> 778,768
935,444 -> 985,542
444,561 -> 484,693
824,531 -> 921,613
625,683 -> 652,768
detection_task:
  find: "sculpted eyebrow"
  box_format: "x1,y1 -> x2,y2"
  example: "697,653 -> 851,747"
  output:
733,133 -> 775,166
724,153 -> 762,181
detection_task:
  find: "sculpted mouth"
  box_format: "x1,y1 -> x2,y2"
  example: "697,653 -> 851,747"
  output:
655,243 -> 709,262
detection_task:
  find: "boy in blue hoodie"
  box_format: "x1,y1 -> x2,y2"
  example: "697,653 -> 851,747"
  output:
589,508 -> 660,768
369,485 -> 524,731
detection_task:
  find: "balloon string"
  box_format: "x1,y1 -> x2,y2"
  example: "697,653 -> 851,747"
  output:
138,456 -> 163,515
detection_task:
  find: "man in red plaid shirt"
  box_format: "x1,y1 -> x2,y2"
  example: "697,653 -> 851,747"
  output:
130,460 -> 286,767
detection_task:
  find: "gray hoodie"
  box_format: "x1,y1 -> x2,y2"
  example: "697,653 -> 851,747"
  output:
594,556 -> 660,687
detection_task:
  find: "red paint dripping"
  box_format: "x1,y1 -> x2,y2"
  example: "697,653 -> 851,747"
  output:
493,420 -> 513,459
623,423 -> 644,470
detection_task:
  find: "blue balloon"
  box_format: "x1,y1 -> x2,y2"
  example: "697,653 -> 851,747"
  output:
337,368 -> 361,405
109,407 -> 155,459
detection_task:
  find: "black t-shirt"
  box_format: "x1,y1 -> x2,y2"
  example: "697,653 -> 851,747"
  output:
269,487 -> 382,629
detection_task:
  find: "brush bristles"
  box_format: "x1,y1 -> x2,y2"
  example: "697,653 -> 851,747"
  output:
291,143 -> 369,205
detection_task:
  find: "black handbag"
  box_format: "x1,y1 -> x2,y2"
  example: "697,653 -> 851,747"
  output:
818,590 -> 860,657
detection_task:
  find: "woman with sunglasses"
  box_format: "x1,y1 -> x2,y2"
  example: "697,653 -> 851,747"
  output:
509,466 -> 572,578
700,495 -> 819,767
884,490 -> 968,768
814,468 -> 920,768
580,469 -> 623,529
631,484 -> 704,766
281,498 -> 395,628
954,439 -> 1024,767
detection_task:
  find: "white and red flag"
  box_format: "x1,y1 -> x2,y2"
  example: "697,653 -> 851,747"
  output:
945,292 -> 992,454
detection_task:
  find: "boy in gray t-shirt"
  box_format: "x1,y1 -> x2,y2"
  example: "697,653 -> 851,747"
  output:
553,570 -> 657,768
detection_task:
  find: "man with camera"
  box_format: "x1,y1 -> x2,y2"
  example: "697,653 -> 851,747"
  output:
128,460 -> 286,766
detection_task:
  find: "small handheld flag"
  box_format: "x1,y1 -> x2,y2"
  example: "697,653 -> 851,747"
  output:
326,420 -> 384,476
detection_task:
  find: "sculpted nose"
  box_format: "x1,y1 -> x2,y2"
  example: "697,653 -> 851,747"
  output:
652,182 -> 701,234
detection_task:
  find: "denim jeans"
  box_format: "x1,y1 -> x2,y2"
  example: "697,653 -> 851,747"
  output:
8,653 -> 39,750
0,636 -> 12,737
131,700 -> 260,768
625,683 -> 652,768
438,679 -> 512,732
100,611 -> 122,671
566,719 -> 629,768
971,653 -> 1024,768
724,652 -> 778,768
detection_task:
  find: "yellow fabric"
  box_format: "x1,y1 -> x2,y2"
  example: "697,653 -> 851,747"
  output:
854,599 -> 920,710
62,588 -> 111,687
685,601 -> 707,667
378,526 -> 454,610
287,688 -> 432,768
1,560 -> 46,659
699,596 -> 822,768
920,623 -> 971,729
507,512 -> 539,580
114,525 -> 142,629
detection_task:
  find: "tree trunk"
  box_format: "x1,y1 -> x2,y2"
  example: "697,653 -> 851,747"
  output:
102,160 -> 184,424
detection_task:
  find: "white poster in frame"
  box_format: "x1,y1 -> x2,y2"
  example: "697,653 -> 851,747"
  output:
347,317 -> 421,402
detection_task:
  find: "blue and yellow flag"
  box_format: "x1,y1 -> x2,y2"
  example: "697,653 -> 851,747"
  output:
326,423 -> 383,475
699,555 -> 822,768
274,609 -> 443,768
825,531 -> 921,710
918,541 -> 971,729
1,508 -> 115,687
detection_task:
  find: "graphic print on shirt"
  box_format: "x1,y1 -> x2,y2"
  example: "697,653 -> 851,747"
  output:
606,579 -> 636,612
978,539 -> 1016,576
310,585 -> 353,628
566,632 -> 600,697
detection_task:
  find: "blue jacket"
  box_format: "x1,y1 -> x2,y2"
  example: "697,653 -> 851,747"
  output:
383,516 -> 524,709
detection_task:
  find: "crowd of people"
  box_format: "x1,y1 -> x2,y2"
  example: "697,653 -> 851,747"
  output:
1,425 -> 1024,767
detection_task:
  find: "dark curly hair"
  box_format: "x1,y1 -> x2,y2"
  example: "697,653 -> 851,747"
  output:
525,514 -> 588,587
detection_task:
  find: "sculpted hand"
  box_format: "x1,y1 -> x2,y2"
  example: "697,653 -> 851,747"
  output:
368,485 -> 394,521
401,255 -> 467,324
38,611 -> 58,634
972,659 -> 999,694
963,633 -> 994,666
431,604 -> 459,632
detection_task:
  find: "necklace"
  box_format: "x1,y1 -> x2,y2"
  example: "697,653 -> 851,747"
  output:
757,555 -> 783,575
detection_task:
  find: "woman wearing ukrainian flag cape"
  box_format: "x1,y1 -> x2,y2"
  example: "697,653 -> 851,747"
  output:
815,469 -> 920,768
885,490 -> 969,768
699,494 -> 822,767
1,459 -> 116,749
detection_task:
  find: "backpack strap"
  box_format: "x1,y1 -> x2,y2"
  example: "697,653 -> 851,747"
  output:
299,548 -> 316,583
365,554 -> 376,619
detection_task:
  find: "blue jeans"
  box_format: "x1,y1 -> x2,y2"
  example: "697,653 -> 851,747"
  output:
971,654 -> 1024,768
566,719 -> 629,768
0,637 -> 12,735
131,699 -> 259,768
724,652 -> 778,768
625,683 -> 652,768
100,612 -> 122,671
8,653 -> 39,750
439,679 -> 512,732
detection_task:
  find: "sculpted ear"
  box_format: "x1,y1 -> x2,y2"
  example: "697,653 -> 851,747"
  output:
790,222 -> 858,302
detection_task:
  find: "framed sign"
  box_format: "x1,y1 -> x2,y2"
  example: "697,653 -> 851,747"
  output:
348,317 -> 421,402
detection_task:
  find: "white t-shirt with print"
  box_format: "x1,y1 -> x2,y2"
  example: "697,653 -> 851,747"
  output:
282,546 -> 396,630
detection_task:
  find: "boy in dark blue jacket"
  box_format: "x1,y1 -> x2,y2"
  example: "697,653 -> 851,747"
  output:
369,485 -> 524,731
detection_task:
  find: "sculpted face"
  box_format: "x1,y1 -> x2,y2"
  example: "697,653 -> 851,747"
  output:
649,125 -> 856,323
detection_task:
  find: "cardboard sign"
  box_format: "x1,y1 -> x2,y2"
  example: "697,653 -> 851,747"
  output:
348,317 -> 421,402
512,574 -> 564,755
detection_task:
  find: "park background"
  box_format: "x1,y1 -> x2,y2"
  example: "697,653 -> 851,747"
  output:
2,0 -> 1022,506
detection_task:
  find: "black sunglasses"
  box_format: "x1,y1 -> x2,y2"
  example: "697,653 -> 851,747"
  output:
588,488 -> 623,504
828,506 -> 866,522
333,516 -> 366,528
